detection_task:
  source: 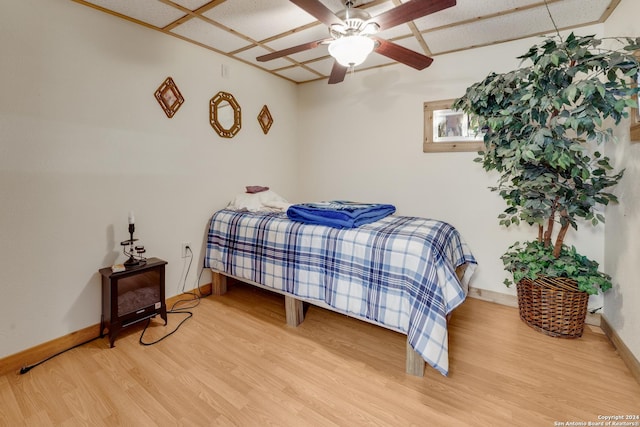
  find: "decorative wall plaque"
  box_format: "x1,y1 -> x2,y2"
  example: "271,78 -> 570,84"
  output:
258,105 -> 273,134
154,77 -> 184,118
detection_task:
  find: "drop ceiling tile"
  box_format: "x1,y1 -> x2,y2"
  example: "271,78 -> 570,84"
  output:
171,0 -> 212,10
377,25 -> 414,40
414,0 -> 541,30
203,0 -> 316,42
264,24 -> 331,51
425,0 -> 609,55
170,18 -> 250,53
424,14 -> 530,54
83,0 -> 186,28
541,0 -> 610,28
275,66 -> 323,83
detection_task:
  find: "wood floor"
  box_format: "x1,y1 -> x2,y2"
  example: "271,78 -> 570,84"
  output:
2,280 -> 639,426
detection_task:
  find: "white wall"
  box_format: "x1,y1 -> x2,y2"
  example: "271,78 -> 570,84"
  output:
603,0 -> 640,365
0,0 -> 299,358
296,25 -> 607,301
2,0 -> 637,364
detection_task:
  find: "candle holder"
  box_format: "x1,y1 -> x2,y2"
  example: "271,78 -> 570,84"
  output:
120,222 -> 146,267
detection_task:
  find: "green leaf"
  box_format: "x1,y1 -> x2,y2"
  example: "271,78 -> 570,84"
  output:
566,84 -> 578,102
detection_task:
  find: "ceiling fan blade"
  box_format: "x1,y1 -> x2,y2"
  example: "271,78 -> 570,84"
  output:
290,0 -> 344,26
373,38 -> 433,70
257,38 -> 331,62
328,61 -> 348,84
373,0 -> 456,31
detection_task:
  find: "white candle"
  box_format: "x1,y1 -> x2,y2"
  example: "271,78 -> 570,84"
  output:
128,211 -> 135,225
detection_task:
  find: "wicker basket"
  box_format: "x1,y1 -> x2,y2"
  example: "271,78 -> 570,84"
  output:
516,276 -> 589,338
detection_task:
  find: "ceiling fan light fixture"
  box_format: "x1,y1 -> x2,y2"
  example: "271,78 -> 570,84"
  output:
328,35 -> 374,67
360,22 -> 380,35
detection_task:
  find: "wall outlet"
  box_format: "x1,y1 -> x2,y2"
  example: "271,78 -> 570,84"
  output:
181,242 -> 191,258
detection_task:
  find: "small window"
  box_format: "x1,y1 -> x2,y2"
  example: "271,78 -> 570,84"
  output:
423,99 -> 484,152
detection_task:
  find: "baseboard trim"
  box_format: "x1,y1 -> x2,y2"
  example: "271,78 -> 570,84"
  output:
600,315 -> 640,384
0,283 -> 212,377
468,286 -> 518,308
0,324 -> 101,376
467,286 -> 601,327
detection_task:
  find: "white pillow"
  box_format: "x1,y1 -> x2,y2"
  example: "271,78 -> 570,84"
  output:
227,193 -> 263,212
227,190 -> 291,212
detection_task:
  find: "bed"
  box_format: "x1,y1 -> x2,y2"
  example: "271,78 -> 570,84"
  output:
204,207 -> 476,377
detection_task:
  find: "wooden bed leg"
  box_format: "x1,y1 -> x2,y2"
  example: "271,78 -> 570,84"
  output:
211,271 -> 227,296
405,340 -> 425,377
284,295 -> 304,327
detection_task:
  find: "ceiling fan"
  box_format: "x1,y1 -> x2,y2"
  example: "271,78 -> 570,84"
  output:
256,0 -> 457,84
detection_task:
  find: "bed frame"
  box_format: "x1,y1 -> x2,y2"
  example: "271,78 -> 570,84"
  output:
209,263 -> 469,377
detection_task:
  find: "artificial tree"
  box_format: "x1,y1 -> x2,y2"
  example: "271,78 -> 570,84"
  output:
453,32 -> 640,295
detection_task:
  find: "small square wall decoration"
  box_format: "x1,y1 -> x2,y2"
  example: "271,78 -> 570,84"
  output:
154,77 -> 184,118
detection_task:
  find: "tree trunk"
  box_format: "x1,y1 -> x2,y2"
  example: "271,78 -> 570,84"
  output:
538,224 -> 544,242
553,212 -> 570,258
543,199 -> 558,248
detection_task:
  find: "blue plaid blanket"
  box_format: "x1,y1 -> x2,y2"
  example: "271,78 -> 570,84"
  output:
205,209 -> 477,376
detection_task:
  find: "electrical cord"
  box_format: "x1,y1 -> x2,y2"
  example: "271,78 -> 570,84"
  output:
198,244 -> 214,297
19,335 -> 101,375
138,310 -> 193,346
170,246 -> 203,310
194,265 -> 209,297
178,246 -> 193,294
21,247 -> 208,371
139,246 -> 200,346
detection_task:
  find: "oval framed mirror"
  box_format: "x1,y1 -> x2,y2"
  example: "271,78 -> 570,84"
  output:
210,91 -> 241,138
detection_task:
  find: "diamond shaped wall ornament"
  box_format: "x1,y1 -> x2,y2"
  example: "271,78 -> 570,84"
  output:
154,77 -> 184,118
258,105 -> 273,134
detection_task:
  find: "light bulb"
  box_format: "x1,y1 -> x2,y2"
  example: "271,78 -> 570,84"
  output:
328,35 -> 374,67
